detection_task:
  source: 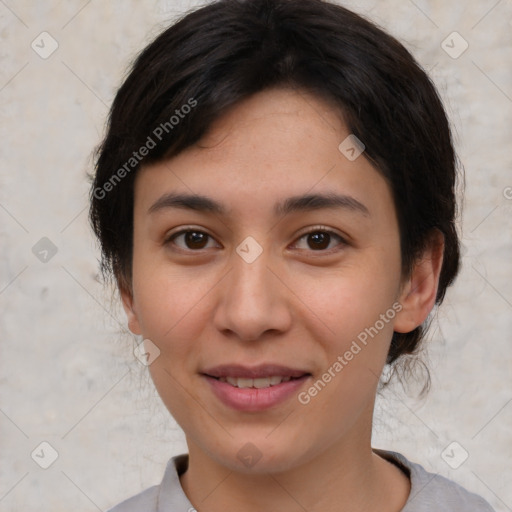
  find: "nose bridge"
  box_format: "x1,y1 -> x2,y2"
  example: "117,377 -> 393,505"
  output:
213,238 -> 291,340
229,242 -> 274,311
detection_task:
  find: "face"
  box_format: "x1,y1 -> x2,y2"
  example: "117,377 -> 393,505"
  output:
121,87 -> 437,474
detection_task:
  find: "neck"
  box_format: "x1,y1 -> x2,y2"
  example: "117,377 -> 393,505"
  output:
179,428 -> 410,512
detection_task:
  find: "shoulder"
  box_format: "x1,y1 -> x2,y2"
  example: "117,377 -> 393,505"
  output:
105,484 -> 159,512
378,450 -> 495,512
105,453 -> 191,512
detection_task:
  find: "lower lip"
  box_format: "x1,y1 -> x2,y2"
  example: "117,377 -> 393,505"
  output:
203,375 -> 310,412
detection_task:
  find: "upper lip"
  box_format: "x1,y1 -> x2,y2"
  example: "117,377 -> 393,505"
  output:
202,364 -> 311,379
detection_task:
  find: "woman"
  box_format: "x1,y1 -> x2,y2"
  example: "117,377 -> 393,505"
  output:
89,0 -> 495,510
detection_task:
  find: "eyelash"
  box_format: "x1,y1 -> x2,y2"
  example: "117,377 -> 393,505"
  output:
164,226 -> 347,254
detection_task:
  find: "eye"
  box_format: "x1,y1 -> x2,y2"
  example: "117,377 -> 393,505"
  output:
165,227 -> 346,253
165,229 -> 220,251
292,227 -> 347,252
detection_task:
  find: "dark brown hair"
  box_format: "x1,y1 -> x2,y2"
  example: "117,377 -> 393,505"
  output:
88,0 -> 461,372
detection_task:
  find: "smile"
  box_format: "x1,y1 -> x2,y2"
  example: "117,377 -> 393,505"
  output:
201,364 -> 312,411
215,376 -> 296,388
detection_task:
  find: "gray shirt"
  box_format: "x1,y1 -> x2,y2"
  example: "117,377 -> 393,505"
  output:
107,451 -> 495,511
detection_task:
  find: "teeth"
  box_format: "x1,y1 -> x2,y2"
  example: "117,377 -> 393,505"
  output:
221,376 -> 293,388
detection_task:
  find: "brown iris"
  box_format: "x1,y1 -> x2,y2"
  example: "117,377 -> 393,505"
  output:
307,232 -> 331,250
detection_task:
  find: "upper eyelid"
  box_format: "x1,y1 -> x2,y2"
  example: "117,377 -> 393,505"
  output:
295,225 -> 346,239
165,226 -> 218,242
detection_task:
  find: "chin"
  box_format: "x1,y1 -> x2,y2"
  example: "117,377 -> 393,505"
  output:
202,435 -> 315,476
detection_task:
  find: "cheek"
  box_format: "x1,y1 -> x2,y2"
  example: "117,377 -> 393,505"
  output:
131,265 -> 215,424
130,255 -> 214,352
296,258 -> 399,346
294,269 -> 398,427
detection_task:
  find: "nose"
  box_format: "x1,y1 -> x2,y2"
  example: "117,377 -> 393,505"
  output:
213,244 -> 292,342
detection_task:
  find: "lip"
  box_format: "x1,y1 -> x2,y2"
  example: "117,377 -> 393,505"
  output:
201,364 -> 311,412
202,364 -> 310,379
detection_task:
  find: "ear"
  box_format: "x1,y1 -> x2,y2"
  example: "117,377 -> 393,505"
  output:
119,282 -> 142,336
393,229 -> 445,334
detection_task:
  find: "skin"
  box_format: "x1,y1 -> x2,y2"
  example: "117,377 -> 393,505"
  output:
121,87 -> 444,512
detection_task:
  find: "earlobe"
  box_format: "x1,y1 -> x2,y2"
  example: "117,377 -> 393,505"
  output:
393,230 -> 445,334
120,284 -> 142,336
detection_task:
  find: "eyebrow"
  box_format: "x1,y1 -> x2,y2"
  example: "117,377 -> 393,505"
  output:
148,191 -> 370,218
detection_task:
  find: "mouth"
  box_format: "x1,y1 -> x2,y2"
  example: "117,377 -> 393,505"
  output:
201,364 -> 312,411
202,363 -> 311,383
207,375 -> 307,389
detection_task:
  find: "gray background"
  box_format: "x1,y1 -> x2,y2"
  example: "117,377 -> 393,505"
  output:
0,1 -> 511,510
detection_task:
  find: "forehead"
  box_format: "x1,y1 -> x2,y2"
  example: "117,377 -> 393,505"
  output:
134,87 -> 394,223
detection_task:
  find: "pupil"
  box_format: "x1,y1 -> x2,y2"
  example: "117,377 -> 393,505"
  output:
309,232 -> 329,250
186,231 -> 207,248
